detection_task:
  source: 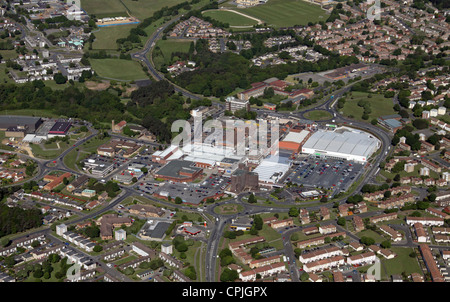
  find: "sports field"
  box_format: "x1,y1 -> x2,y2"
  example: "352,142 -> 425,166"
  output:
82,0 -> 190,20
121,0 -> 187,20
233,0 -> 329,27
81,0 -> 128,18
202,10 -> 259,27
91,24 -> 138,50
90,58 -> 148,81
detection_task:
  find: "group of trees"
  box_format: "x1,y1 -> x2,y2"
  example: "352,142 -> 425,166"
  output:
391,126 -> 422,151
0,203 -> 43,237
15,253 -> 67,281
172,33 -> 359,98
128,80 -> 187,143
0,83 -> 127,131
86,179 -> 120,198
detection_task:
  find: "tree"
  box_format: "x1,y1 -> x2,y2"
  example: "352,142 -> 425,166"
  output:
360,236 -> 375,246
175,242 -> 188,253
248,193 -> 257,204
380,240 -> 391,249
288,207 -> 299,217
54,73 -> 67,84
1,237 -> 11,247
253,215 -> 263,230
4,256 -> 15,267
184,266 -> 197,280
300,272 -> 309,281
337,217 -> 346,226
263,87 -> 274,98
412,119 -> 429,129
31,240 -> 41,248
220,268 -> 238,282
33,269 -> 44,278
93,245 -> 103,253
174,196 -> 182,204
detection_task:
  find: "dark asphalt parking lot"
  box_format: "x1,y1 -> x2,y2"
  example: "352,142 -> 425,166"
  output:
285,156 -> 364,193
135,175 -> 231,205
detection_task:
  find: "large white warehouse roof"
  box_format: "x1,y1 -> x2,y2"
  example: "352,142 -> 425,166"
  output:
301,128 -> 380,162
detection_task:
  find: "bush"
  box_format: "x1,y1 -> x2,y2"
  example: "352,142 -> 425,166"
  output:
93,245 -> 103,253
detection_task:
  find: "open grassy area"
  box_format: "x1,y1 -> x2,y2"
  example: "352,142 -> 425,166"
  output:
355,229 -> 386,244
304,110 -> 333,121
0,109 -> 62,118
30,141 -> 71,159
202,10 -> 259,27
153,39 -> 193,69
79,136 -> 111,153
91,24 -> 138,50
380,247 -> 422,279
81,0 -> 128,18
232,0 -> 329,27
214,204 -> 244,215
380,163 -> 440,180
341,91 -> 396,122
63,148 -> 90,172
90,58 -> 148,81
121,0 -> 188,20
229,224 -> 285,250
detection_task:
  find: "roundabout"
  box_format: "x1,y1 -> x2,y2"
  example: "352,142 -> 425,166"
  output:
303,110 -> 334,121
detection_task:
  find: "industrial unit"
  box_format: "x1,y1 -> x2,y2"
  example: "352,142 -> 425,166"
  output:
301,127 -> 380,163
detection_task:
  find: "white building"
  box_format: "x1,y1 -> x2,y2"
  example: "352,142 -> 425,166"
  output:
115,229 -> 126,241
346,252 -> 377,266
406,216 -> 444,226
161,243 -> 173,255
253,154 -> 292,187
56,224 -> 68,236
302,255 -> 345,273
299,246 -> 343,264
430,109 -> 438,117
301,128 -> 380,163
442,172 -> 450,182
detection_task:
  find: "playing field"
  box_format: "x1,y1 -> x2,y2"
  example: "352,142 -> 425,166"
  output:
121,0 -> 188,20
90,58 -> 148,81
233,0 -> 329,27
91,24 -> 138,50
202,10 -> 259,27
81,0 -> 128,18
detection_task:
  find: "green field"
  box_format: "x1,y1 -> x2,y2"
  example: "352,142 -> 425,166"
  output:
232,0 -> 329,27
0,109 -> 62,118
90,58 -> 148,81
202,10 -> 259,27
304,110 -> 333,121
380,164 -> 440,181
380,247 -> 422,279
82,0 -> 190,20
30,141 -> 71,159
121,0 -> 188,20
153,39 -> 193,69
341,91 -> 396,122
91,24 -> 138,50
81,0 -> 128,18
